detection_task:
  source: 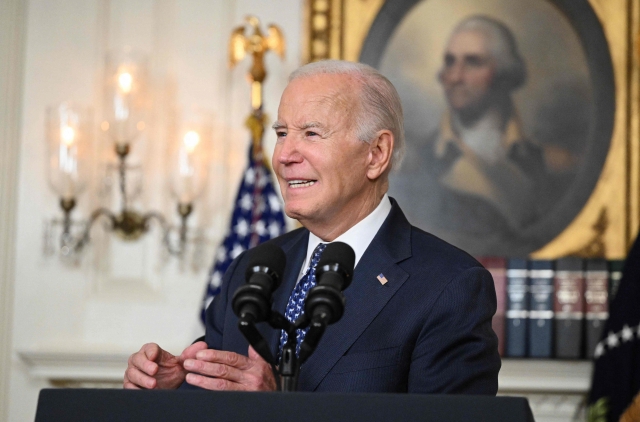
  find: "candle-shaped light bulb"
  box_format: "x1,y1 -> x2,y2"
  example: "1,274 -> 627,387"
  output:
183,130 -> 200,153
61,126 -> 75,146
118,72 -> 133,93
169,110 -> 212,204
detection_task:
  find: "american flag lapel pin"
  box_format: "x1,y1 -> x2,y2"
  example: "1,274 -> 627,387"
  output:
377,273 -> 388,285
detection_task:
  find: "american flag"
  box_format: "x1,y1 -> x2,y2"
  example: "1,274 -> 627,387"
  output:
201,143 -> 287,323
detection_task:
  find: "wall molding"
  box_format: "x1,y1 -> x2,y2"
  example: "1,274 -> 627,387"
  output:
499,359 -> 592,393
19,350 -> 129,383
0,0 -> 27,420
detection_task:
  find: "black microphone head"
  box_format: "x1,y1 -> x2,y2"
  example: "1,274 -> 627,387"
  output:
318,242 -> 355,272
316,241 -> 355,290
244,241 -> 287,289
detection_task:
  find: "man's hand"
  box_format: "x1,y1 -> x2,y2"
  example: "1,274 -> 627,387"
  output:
183,346 -> 276,391
123,341 -> 208,389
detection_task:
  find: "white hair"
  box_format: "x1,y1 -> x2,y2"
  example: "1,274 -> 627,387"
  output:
449,15 -> 527,91
289,60 -> 405,170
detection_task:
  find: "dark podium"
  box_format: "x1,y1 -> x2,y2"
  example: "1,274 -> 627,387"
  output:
35,389 -> 535,422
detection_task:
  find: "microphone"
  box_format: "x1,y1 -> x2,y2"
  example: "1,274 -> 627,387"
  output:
231,242 -> 286,322
305,241 -> 355,324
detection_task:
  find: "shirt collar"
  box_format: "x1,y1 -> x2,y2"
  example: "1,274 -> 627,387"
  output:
299,194 -> 392,280
434,110 -> 526,159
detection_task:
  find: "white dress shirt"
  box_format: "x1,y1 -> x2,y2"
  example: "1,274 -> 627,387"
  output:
296,194 -> 392,283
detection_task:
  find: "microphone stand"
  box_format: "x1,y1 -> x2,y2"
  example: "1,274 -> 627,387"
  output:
234,242 -> 354,392
237,310 -> 329,392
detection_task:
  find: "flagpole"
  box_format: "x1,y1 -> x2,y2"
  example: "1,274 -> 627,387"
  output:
201,17 -> 287,323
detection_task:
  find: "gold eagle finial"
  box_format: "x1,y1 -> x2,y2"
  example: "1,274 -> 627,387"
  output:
229,16 -> 286,87
228,16 -> 286,163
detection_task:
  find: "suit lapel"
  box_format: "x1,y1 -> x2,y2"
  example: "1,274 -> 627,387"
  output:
297,200 -> 412,391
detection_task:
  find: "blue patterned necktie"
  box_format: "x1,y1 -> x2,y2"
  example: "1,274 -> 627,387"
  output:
278,243 -> 327,359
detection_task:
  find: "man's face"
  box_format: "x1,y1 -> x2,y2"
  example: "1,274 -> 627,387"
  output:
272,74 -> 373,232
439,30 -> 497,115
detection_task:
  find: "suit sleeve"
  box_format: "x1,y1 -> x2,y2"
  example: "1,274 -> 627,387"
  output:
178,254 -> 247,391
204,252 -> 246,350
408,266 -> 501,394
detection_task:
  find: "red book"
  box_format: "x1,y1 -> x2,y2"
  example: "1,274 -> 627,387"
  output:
554,258 -> 585,359
478,257 -> 507,356
585,259 -> 609,358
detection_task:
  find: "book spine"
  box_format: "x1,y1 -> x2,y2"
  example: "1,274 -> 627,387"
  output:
585,265 -> 609,359
506,267 -> 528,357
554,269 -> 585,359
528,266 -> 554,358
608,260 -> 624,305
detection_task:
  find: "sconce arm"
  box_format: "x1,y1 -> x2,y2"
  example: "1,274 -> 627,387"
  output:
142,211 -> 182,256
72,207 -> 117,252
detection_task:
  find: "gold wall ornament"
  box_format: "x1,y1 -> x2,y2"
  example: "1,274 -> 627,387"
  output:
567,208 -> 608,258
304,0 -> 344,62
304,0 -> 640,259
229,16 -> 285,167
229,16 -> 286,111
621,391 -> 640,422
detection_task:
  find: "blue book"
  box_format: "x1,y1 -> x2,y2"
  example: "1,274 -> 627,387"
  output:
528,260 -> 554,358
506,258 -> 529,357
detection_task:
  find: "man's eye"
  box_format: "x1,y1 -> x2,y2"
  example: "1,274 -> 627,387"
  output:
306,131 -> 318,137
276,131 -> 287,137
444,54 -> 455,67
465,56 -> 485,67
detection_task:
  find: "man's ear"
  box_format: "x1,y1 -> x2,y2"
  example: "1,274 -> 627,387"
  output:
366,130 -> 394,180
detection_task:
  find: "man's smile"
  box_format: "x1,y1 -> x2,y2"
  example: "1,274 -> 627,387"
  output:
287,179 -> 317,189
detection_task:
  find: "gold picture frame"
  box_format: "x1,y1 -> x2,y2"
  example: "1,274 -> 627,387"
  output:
304,0 -> 640,259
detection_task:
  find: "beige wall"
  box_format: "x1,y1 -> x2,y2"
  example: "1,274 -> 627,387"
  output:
0,0 -> 27,420
5,0 -> 302,420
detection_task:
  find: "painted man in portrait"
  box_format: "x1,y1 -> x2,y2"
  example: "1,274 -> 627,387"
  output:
417,15 -> 548,254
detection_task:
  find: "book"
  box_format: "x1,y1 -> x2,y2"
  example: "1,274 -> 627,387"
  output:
585,259 -> 609,359
478,257 -> 507,356
528,260 -> 554,358
608,260 -> 624,304
506,258 -> 528,357
553,257 -> 585,359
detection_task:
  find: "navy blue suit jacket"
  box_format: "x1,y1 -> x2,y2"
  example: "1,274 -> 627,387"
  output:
204,199 -> 500,393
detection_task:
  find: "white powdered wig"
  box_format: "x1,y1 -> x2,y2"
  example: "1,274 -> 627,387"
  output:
446,15 -> 527,91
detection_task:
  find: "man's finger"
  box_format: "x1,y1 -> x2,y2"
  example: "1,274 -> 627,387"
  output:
194,349 -> 249,369
140,343 -> 163,362
142,343 -> 159,361
179,341 -> 208,362
125,366 -> 157,389
130,351 -> 159,376
247,346 -> 266,362
183,359 -> 245,383
185,373 -> 244,391
123,380 -> 142,390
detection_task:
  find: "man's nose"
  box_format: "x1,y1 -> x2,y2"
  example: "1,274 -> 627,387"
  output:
275,135 -> 303,165
445,61 -> 464,83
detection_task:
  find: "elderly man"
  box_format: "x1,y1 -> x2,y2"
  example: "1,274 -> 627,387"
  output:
413,16 -> 547,256
124,60 -> 500,393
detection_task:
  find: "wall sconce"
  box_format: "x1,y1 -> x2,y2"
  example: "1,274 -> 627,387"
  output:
45,50 -> 210,260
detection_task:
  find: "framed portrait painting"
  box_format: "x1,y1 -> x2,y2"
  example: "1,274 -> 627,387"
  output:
304,0 -> 640,259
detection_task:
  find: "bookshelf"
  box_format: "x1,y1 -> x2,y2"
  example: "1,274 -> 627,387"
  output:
499,359 -> 593,422
499,359 -> 592,393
